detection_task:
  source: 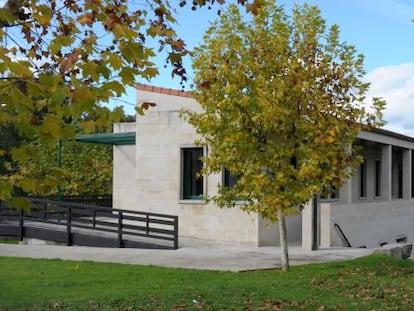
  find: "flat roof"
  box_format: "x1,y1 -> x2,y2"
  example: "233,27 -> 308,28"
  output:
135,83 -> 414,144
371,127 -> 414,143
76,132 -> 136,145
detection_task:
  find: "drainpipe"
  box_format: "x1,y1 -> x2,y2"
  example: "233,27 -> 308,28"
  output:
312,196 -> 318,250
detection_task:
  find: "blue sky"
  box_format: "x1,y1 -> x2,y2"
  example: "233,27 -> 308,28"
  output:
127,1 -> 414,135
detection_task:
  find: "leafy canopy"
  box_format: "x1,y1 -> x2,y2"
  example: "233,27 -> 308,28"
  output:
0,0 -> 263,203
0,0 -> 198,201
188,1 -> 386,221
4,139 -> 113,196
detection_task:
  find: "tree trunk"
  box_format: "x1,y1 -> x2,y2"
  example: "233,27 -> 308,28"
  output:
278,208 -> 289,272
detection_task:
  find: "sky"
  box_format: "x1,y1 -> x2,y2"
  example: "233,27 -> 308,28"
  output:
128,1 -> 414,135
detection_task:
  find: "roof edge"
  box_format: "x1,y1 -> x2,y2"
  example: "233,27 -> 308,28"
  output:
137,84 -> 414,143
76,132 -> 136,145
370,127 -> 414,143
136,83 -> 193,98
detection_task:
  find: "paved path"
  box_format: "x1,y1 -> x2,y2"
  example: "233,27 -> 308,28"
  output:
0,238 -> 373,271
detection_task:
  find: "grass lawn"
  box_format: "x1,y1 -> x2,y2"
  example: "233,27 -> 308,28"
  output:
1,254 -> 414,310
0,240 -> 19,244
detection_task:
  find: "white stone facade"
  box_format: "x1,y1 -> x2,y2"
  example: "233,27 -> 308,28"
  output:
113,84 -> 414,249
113,85 -> 292,246
318,129 -> 414,250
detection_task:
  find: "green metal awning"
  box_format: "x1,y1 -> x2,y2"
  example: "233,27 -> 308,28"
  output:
76,132 -> 136,145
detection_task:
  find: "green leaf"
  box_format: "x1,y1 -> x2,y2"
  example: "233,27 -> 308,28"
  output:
142,67 -> 159,80
32,5 -> 53,25
82,62 -> 98,81
96,64 -> 111,79
8,197 -> 32,211
10,87 -> 32,108
108,54 -> 123,70
72,86 -> 96,106
0,112 -> 13,122
11,146 -> 32,163
0,8 -> 18,26
40,115 -> 62,138
120,42 -> 143,64
18,177 -> 41,193
50,87 -> 69,106
79,120 -> 96,134
38,73 -> 60,89
113,24 -> 126,40
104,81 -> 125,97
50,166 -> 73,178
9,62 -> 33,77
50,36 -> 75,55
0,180 -> 12,201
26,80 -> 47,98
119,67 -> 137,84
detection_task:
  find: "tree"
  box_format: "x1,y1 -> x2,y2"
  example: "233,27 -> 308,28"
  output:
0,123 -> 20,175
1,0 -> 258,203
4,138 -> 113,197
187,2 -> 385,271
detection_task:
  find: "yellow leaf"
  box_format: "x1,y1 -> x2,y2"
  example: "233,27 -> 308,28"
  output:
108,54 -> 123,70
9,61 -> 32,77
32,5 -> 52,25
113,24 -> 126,40
0,112 -> 13,122
11,146 -> 32,163
79,120 -> 96,134
18,177 -> 40,193
72,86 -> 95,105
9,197 -> 32,211
0,180 -> 12,201
40,115 -> 61,138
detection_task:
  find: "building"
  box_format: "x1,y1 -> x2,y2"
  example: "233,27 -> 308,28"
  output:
113,83 -> 414,250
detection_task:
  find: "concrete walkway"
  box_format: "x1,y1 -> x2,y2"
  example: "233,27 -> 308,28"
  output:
0,238 -> 374,271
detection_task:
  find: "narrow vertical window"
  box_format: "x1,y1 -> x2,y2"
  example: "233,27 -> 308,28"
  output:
398,163 -> 403,198
392,149 -> 403,199
181,147 -> 204,200
412,156 -> 414,198
359,160 -> 367,198
320,185 -> 339,200
223,168 -> 239,188
375,160 -> 381,197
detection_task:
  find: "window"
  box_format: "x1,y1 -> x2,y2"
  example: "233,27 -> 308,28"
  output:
181,147 -> 204,200
320,185 -> 339,200
223,168 -> 239,188
396,235 -> 407,243
359,160 -> 367,198
392,149 -> 403,199
412,156 -> 414,198
375,160 -> 381,197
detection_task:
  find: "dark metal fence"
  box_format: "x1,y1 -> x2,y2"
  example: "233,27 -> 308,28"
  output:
42,195 -> 113,207
0,197 -> 178,249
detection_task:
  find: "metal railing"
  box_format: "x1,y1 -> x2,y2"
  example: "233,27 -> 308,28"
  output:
0,198 -> 178,249
334,223 -> 366,249
42,195 -> 113,207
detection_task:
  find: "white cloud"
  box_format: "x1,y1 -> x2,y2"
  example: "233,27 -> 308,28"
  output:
365,62 -> 414,136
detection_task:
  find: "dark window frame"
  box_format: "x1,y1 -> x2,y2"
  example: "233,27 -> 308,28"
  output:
181,147 -> 204,200
320,185 -> 340,201
359,160 -> 367,198
375,160 -> 382,197
223,168 -> 240,188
